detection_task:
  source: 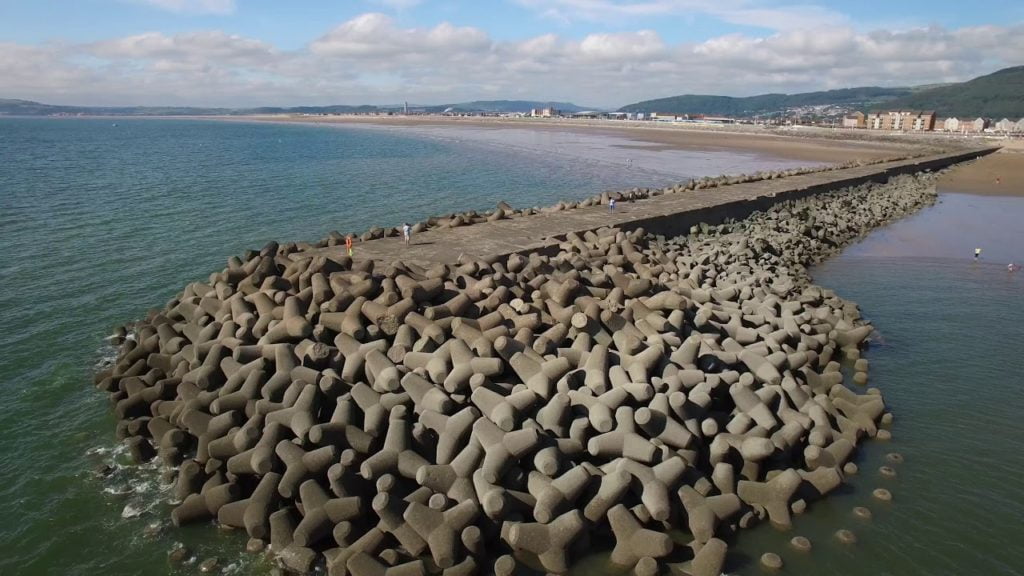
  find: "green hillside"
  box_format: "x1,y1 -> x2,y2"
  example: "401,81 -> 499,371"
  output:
880,66 -> 1024,118
618,87 -> 913,116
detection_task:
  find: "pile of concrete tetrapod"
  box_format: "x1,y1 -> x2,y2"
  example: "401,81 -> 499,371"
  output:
96,173 -> 934,575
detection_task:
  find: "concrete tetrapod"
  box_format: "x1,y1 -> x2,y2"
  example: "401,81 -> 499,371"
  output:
607,504 -> 674,567
403,500 -> 479,569
507,509 -> 586,573
737,469 -> 802,529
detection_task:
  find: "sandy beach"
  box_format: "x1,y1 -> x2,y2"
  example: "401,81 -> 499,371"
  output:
938,145 -> 1024,196
230,114 -> 930,165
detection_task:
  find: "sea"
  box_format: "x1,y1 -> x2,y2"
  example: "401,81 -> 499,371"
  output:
0,117 -> 1021,575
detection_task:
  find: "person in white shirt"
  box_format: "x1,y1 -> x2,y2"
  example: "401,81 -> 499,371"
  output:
403,223 -> 412,246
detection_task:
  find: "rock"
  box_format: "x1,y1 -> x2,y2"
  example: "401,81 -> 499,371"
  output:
835,529 -> 857,545
790,536 -> 812,552
761,552 -> 784,570
167,546 -> 189,565
246,538 -> 265,553
198,557 -> 219,573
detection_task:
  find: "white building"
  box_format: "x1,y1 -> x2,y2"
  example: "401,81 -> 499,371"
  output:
995,118 -> 1015,132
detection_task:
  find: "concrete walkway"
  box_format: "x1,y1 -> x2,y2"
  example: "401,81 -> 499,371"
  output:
308,147 -> 998,266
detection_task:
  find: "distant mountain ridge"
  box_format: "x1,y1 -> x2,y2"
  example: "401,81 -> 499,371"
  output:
0,98 -> 590,117
617,66 -> 1024,118
430,100 -> 588,113
617,87 -> 916,117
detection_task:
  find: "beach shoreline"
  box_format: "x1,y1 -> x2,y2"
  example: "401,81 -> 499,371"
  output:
937,146 -> 1024,196
214,114 -> 939,165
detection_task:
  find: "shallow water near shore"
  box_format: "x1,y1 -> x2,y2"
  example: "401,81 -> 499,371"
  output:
1,117 -> 1021,575
725,192 -> 1024,576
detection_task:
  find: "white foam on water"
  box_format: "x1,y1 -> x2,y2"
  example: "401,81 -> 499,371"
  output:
103,485 -> 133,496
86,445 -> 112,456
130,477 -> 157,494
121,503 -> 145,518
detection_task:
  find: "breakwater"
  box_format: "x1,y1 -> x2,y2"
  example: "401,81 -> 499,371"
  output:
94,148 -> 989,575
301,147 -> 996,266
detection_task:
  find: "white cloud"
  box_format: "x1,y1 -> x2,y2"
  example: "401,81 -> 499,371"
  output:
310,13 -> 490,58
90,31 -> 276,65
579,30 -> 666,60
134,0 -> 236,15
3,15 -> 1023,108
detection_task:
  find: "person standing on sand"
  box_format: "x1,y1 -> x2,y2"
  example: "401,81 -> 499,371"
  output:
403,223 -> 411,246
346,235 -> 353,258
974,247 -> 982,260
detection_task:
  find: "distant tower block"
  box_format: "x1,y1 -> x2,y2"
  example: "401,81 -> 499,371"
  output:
404,101 -> 409,115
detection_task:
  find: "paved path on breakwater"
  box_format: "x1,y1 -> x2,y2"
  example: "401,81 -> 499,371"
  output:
312,147 -> 999,266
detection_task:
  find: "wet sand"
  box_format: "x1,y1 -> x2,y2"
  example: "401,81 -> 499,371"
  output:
230,115 -> 924,165
938,146 -> 1024,196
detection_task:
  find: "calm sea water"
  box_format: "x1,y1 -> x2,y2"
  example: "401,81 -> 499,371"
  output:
0,117 -> 1020,575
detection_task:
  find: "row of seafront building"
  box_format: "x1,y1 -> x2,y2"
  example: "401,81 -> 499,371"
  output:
532,107 -> 1024,134
842,111 -> 1024,134
527,107 -> 738,125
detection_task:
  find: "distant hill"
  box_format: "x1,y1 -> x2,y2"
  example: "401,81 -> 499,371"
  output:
0,98 -> 590,117
617,87 -> 914,117
0,99 -> 390,116
880,66 -> 1024,118
442,100 -> 589,113
617,66 -> 1024,118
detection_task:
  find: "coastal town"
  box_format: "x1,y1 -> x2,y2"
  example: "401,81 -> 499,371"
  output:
486,107 -> 1024,135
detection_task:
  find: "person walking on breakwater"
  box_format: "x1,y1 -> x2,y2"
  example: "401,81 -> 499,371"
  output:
345,235 -> 354,258
609,198 -> 616,212
403,223 -> 411,246
975,247 -> 982,260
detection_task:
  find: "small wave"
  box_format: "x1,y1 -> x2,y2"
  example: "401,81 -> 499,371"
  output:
121,503 -> 145,518
85,445 -> 113,457
130,477 -> 158,494
103,485 -> 133,497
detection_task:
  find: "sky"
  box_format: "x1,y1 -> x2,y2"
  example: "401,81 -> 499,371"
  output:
1,0 -> 1022,108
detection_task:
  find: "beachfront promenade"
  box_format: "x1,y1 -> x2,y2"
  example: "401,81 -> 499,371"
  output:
314,147 -> 998,266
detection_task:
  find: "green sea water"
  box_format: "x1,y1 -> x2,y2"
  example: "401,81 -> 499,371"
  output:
1,117 -> 1021,575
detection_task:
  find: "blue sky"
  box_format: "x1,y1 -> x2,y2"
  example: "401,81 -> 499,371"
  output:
1,0 -> 1022,106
